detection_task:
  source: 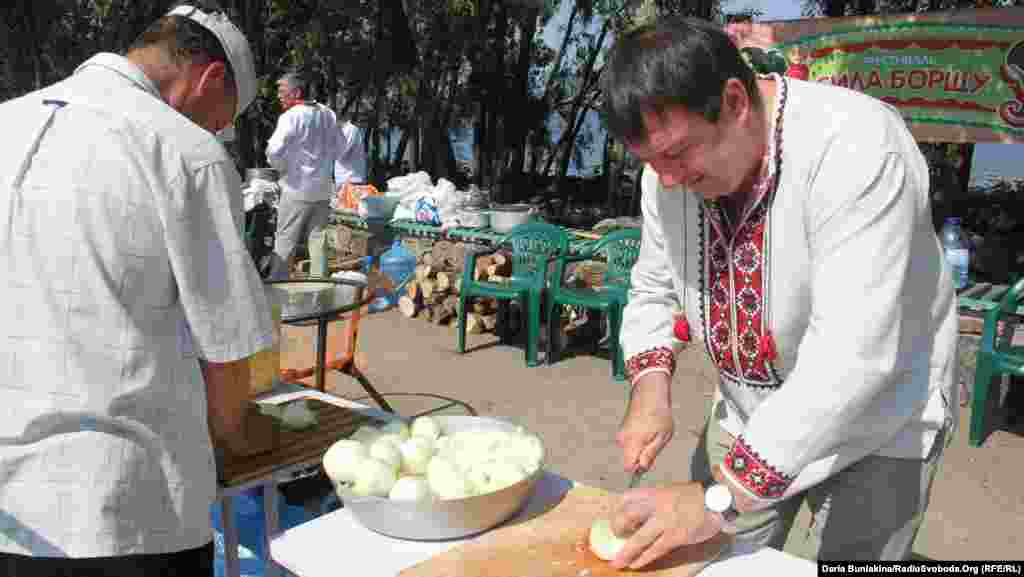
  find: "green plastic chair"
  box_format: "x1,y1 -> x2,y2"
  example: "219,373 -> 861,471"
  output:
546,228 -> 642,381
456,222 -> 569,367
969,276 -> 1024,447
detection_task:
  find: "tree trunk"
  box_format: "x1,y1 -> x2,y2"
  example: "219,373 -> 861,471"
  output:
548,20 -> 609,189
510,7 -> 540,178
604,133 -> 616,216
489,1 -> 508,197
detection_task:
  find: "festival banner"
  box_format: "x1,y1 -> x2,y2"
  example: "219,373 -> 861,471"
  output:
735,7 -> 1024,143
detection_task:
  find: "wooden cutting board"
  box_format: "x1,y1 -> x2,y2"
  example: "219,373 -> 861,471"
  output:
399,485 -> 731,577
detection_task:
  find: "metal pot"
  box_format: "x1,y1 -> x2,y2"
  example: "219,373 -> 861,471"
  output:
334,416 -> 545,541
489,203 -> 535,234
457,207 -> 490,229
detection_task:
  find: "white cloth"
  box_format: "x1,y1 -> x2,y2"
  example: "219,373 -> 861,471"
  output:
620,77 -> 959,505
334,119 -> 367,187
266,103 -> 344,203
0,53 -> 275,557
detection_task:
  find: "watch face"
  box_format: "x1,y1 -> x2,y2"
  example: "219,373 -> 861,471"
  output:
705,483 -> 733,514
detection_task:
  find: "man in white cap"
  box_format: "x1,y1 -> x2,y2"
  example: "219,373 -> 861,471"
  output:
0,2 -> 274,574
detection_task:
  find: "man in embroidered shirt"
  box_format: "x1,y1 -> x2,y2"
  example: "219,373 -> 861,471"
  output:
604,18 -> 958,567
0,2 -> 275,574
266,71 -> 354,279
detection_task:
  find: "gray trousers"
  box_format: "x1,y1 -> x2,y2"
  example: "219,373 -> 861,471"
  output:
690,413 -> 947,561
271,198 -> 330,280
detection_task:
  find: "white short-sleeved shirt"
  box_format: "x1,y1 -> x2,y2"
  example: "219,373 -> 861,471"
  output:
0,53 -> 275,557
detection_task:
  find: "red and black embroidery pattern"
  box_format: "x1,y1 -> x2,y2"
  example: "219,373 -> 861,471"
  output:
624,347 -> 676,385
698,76 -> 788,390
703,201 -> 779,386
723,436 -> 792,499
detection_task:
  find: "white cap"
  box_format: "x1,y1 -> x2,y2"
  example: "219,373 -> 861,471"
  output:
166,4 -> 256,120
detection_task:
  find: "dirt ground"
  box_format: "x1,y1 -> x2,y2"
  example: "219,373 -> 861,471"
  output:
279,309 -> 1022,561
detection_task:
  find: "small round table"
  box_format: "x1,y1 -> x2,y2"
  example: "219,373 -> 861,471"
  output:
266,278 -> 395,413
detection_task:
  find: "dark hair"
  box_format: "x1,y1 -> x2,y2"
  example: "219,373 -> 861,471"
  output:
278,72 -> 309,98
601,17 -> 760,144
127,1 -> 235,93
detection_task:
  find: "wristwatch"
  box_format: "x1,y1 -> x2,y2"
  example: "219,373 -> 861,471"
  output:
702,479 -> 740,534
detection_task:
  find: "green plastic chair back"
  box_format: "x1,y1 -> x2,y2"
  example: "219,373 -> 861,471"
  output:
506,222 -> 570,289
969,275 -> 1024,446
547,228 -> 642,381
593,228 -> 643,291
456,222 -> 568,367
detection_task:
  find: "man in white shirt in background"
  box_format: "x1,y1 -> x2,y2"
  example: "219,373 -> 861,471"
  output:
335,114 -> 368,195
0,2 -> 275,574
266,71 -> 360,279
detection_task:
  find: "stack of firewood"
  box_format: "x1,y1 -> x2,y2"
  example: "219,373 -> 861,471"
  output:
397,241 -> 511,335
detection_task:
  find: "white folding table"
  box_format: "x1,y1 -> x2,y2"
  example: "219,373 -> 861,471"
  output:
269,470 -> 818,577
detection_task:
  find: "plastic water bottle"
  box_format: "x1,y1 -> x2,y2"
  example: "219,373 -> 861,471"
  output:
940,217 -> 969,291
380,240 -> 417,298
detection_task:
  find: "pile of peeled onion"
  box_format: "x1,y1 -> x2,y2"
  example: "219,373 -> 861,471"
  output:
321,416 -> 544,502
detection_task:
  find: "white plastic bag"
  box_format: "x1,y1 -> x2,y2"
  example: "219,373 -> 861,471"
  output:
433,178 -> 459,228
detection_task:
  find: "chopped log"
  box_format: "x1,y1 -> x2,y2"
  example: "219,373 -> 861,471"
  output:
398,295 -> 419,318
415,264 -> 434,282
420,278 -> 437,301
481,313 -> 497,332
472,299 -> 495,314
436,271 -> 452,293
431,241 -> 453,270
420,252 -> 434,268
486,262 -> 512,278
466,313 -> 488,334
406,280 -> 420,302
434,295 -> 459,325
473,255 -> 494,281
449,243 -> 467,271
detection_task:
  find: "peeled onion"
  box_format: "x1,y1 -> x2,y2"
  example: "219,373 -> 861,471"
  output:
410,416 -> 442,441
351,457 -> 398,497
483,461 -> 529,492
427,456 -> 474,499
374,433 -> 406,450
388,476 -> 434,502
322,440 -> 368,484
589,518 -> 628,561
368,437 -> 403,473
398,436 -> 434,475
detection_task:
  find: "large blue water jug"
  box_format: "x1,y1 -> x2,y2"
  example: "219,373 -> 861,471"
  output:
380,240 -> 417,299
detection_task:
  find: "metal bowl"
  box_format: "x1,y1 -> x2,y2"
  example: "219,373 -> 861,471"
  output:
334,415 -> 545,541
